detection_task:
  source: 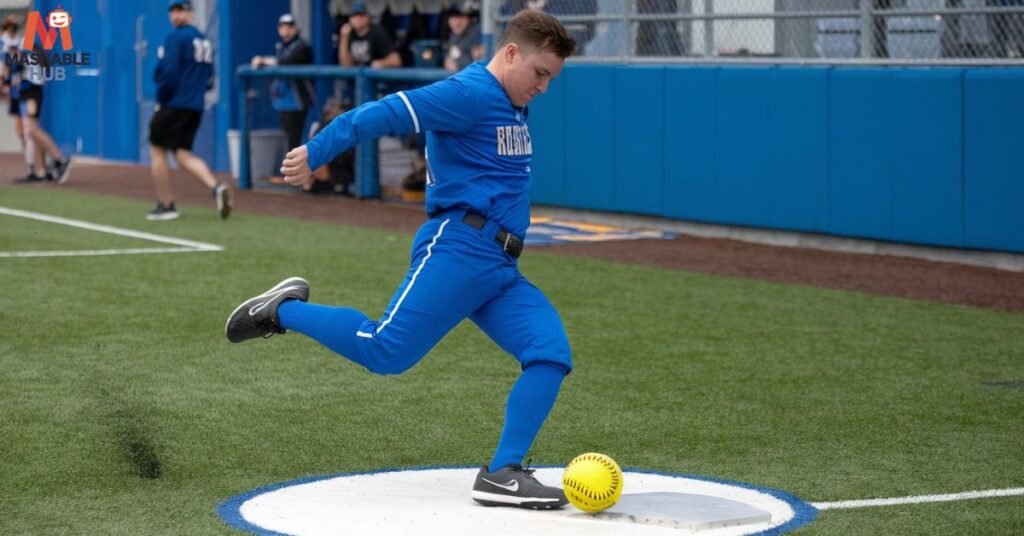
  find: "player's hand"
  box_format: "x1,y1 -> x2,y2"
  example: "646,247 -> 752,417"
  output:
340,23 -> 352,39
281,145 -> 315,189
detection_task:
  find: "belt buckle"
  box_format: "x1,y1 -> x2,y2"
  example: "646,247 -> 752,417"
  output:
502,232 -> 523,258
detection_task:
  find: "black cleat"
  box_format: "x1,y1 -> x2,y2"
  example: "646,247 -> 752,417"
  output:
214,183 -> 232,220
225,277 -> 310,343
146,202 -> 179,221
471,464 -> 568,510
52,157 -> 72,185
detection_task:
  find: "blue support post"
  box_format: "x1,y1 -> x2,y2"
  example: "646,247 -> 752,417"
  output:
238,77 -> 251,190
356,70 -> 380,199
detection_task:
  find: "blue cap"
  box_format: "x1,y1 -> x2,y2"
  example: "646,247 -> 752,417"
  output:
351,1 -> 367,14
168,0 -> 191,11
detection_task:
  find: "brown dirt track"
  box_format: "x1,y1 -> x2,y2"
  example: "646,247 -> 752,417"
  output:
5,153 -> 1023,312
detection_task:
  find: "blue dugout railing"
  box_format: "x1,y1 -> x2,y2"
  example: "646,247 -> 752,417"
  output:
235,66 -> 450,197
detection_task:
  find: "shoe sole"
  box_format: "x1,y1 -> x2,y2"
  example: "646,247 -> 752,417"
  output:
225,276 -> 309,343
146,212 -> 179,221
471,490 -> 567,510
216,186 -> 232,220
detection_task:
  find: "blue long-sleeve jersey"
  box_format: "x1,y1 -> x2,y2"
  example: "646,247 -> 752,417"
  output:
305,62 -> 535,238
154,25 -> 213,111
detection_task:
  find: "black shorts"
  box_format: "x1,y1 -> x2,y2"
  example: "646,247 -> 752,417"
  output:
148,106 -> 202,150
18,85 -> 42,118
7,96 -> 19,117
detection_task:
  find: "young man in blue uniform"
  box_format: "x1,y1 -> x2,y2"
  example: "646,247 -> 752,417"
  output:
226,10 -> 576,509
147,0 -> 230,221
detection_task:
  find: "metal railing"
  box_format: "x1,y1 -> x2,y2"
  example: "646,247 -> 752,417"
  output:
488,0 -> 1024,65
235,65 -> 449,195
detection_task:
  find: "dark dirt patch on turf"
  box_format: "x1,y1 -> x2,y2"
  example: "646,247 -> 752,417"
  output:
7,154 -> 1023,312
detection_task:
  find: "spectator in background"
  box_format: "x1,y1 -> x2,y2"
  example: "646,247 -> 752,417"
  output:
12,44 -> 72,185
1,16 -> 39,183
338,2 -> 402,69
443,2 -> 484,72
251,14 -> 315,152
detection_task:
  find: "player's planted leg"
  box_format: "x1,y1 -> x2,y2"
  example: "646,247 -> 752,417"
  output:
225,277 -> 310,342
471,362 -> 568,509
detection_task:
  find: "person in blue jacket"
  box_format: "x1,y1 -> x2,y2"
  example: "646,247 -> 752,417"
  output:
147,0 -> 230,221
251,14 -> 314,153
226,10 -> 578,509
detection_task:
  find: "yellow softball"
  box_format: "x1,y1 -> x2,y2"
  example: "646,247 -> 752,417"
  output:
562,452 -> 623,513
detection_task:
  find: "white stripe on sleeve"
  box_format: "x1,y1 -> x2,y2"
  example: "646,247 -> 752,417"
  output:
396,91 -> 420,134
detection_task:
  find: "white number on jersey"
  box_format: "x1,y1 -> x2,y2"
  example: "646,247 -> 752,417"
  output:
192,38 -> 213,64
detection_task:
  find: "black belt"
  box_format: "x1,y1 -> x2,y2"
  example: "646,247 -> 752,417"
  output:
462,212 -> 524,258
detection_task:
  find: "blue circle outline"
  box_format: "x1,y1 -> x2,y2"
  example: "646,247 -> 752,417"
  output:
217,465 -> 817,536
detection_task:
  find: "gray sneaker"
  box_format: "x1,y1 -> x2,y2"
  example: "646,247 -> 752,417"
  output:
214,183 -> 231,220
225,277 -> 309,343
471,464 -> 568,510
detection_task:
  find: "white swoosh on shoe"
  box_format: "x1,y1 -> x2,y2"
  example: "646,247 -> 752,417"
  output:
481,478 -> 519,492
248,286 -> 304,316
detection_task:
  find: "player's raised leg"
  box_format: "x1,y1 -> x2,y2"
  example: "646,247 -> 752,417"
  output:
225,217 -> 503,376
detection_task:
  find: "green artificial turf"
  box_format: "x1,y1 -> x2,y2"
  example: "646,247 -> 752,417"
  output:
1,186 -> 1021,535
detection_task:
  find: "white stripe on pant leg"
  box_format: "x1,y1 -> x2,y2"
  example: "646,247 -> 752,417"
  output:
373,219 -> 449,336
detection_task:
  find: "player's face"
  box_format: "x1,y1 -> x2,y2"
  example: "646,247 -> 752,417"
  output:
502,45 -> 564,107
168,7 -> 192,27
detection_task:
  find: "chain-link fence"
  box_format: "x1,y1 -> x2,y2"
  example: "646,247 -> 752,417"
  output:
490,0 -> 1024,64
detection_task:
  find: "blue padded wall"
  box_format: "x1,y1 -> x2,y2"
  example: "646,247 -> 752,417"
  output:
963,69 -> 1024,253
662,67 -> 717,223
714,66 -> 773,228
614,66 -> 665,216
766,67 -> 829,232
828,68 -> 894,240
561,66 -> 616,211
890,69 -> 964,247
529,64 -> 1024,253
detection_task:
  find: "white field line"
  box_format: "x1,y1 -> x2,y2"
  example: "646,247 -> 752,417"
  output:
812,487 -> 1024,510
0,206 -> 223,257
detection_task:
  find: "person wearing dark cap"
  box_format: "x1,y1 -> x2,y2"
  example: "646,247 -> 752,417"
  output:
251,14 -> 315,153
443,1 -> 484,72
147,0 -> 231,220
338,1 -> 401,69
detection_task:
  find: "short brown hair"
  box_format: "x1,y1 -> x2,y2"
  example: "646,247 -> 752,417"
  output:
1,15 -> 19,33
498,10 -> 577,58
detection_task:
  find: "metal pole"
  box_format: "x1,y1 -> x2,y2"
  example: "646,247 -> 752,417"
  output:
482,0 -> 496,58
859,0 -> 875,59
623,0 -> 632,57
704,0 -> 714,57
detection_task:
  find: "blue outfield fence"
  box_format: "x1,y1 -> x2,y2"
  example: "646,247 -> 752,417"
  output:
237,64 -> 1023,254
527,65 -> 1024,254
